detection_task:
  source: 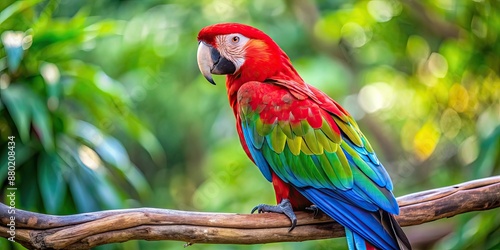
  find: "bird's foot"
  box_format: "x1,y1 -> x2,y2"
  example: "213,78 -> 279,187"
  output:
305,204 -> 322,218
251,198 -> 297,232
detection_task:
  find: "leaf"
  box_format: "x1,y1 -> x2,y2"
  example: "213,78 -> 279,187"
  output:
126,120 -> 166,166
30,95 -> 54,151
72,121 -> 129,167
1,84 -> 31,142
120,165 -> 151,199
1,83 -> 54,150
69,120 -> 151,198
94,136 -> 151,197
84,19 -> 123,37
57,135 -> 98,213
0,0 -> 43,26
93,173 -> 124,209
68,170 -> 97,213
474,126 -> 500,178
38,153 -> 66,214
95,136 -> 129,167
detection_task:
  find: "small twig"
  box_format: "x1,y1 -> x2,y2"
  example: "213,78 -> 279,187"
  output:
0,176 -> 499,249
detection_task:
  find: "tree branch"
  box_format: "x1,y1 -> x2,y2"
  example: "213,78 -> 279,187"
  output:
1,176 -> 499,249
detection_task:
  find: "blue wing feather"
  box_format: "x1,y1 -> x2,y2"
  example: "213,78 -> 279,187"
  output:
241,121 -> 273,182
300,187 -> 399,250
343,134 -> 393,191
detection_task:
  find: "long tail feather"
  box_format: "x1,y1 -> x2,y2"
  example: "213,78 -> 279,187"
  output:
300,187 -> 411,250
346,228 -> 370,250
383,211 -> 412,250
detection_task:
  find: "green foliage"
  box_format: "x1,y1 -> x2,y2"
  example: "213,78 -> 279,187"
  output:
1,0 -> 499,249
0,0 -> 162,217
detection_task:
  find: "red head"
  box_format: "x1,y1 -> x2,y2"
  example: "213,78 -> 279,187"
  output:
197,23 -> 293,87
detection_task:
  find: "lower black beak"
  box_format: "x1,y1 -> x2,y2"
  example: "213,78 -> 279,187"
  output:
209,46 -> 236,76
197,42 -> 236,85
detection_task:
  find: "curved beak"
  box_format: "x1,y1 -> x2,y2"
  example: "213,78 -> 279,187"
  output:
197,42 -> 236,85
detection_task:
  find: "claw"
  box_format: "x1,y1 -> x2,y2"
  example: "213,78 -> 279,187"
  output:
251,205 -> 261,214
251,199 -> 297,232
305,204 -> 321,218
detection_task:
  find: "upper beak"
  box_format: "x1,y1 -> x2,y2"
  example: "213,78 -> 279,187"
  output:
197,42 -> 216,85
197,42 -> 236,85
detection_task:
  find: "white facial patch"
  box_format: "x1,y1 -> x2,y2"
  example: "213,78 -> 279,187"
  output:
215,33 -> 250,74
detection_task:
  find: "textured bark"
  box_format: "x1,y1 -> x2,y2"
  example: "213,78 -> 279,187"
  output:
1,176 -> 499,249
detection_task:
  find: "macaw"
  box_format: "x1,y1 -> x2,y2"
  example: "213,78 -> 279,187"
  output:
196,23 -> 411,250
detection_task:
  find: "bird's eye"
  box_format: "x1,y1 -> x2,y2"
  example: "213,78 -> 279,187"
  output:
231,36 -> 240,43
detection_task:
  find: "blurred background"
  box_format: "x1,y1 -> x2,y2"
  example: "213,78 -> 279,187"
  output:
0,0 -> 499,249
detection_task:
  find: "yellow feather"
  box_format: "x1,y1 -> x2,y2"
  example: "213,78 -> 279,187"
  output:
333,116 -> 362,146
303,129 -> 323,154
279,121 -> 294,139
300,139 -> 313,155
286,136 -> 302,155
321,118 -> 341,143
336,146 -> 352,176
315,129 -> 337,153
269,125 -> 287,153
